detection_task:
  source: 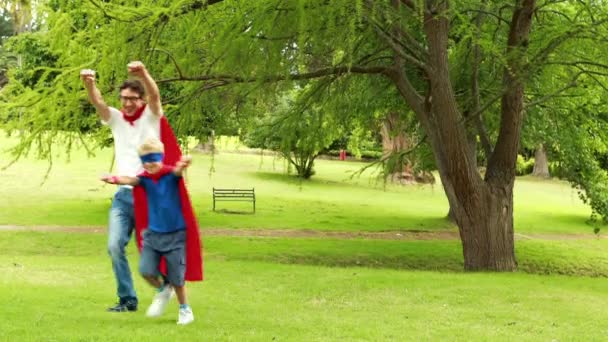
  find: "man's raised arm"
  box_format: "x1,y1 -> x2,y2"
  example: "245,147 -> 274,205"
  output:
80,69 -> 111,122
127,61 -> 163,117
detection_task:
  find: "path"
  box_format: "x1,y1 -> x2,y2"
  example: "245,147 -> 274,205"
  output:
0,225 -> 604,241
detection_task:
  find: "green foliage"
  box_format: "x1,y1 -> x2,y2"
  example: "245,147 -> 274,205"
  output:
515,155 -> 534,176
244,86 -> 341,179
2,0 -> 608,229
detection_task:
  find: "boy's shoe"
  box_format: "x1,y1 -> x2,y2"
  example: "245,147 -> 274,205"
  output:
146,285 -> 174,317
107,298 -> 138,312
177,307 -> 194,325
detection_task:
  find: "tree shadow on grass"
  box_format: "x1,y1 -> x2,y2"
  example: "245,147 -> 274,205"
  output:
209,237 -> 466,273
260,253 -> 466,273
208,236 -> 608,276
212,209 -> 255,215
248,171 -> 391,191
516,211 -> 602,234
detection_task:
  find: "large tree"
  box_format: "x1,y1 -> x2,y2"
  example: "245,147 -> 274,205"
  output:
3,0 -> 608,271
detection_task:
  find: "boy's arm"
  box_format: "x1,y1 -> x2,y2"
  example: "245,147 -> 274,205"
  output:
80,70 -> 111,122
173,156 -> 192,177
127,61 -> 163,117
101,175 -> 140,186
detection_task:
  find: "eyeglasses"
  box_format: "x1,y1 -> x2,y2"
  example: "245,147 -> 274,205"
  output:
119,95 -> 141,102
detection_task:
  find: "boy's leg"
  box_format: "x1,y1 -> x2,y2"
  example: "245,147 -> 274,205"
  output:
141,230 -> 174,317
174,285 -> 187,305
139,232 -> 163,288
106,187 -> 137,312
175,285 -> 193,325
163,230 -> 193,325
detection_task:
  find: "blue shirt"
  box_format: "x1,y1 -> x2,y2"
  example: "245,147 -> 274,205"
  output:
138,172 -> 186,233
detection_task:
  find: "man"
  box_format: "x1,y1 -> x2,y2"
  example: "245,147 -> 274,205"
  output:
81,61 -> 165,312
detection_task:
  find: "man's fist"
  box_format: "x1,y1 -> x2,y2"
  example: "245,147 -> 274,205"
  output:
127,61 -> 146,78
80,69 -> 96,86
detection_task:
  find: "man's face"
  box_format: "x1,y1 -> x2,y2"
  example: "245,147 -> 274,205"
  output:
119,88 -> 145,115
142,161 -> 163,174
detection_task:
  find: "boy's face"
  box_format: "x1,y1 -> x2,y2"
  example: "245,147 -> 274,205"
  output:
140,152 -> 164,174
142,161 -> 163,174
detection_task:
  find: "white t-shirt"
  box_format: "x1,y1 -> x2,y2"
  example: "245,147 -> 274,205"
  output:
103,106 -> 161,177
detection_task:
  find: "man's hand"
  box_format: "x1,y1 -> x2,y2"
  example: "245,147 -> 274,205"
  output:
81,69 -> 110,121
127,61 -> 147,79
80,69 -> 96,88
128,60 -> 163,117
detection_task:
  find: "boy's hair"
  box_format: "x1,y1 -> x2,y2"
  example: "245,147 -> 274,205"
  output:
119,80 -> 145,98
138,138 -> 164,156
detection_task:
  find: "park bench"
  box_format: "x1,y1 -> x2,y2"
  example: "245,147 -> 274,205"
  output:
213,188 -> 256,213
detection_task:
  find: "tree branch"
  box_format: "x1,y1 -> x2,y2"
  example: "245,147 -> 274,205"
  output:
87,0 -> 224,23
148,48 -> 184,79
524,71 -> 583,108
530,18 -> 608,67
486,0 -> 536,186
468,0 -> 493,159
362,1 -> 429,64
462,9 -> 510,24
370,23 -> 429,72
156,65 -> 389,85
400,0 -> 416,10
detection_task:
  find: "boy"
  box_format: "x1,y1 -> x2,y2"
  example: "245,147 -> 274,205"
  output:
101,138 -> 199,325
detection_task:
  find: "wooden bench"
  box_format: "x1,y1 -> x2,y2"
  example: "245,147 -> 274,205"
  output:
213,188 -> 256,213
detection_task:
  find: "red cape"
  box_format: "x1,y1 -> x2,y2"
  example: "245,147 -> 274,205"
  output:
133,115 -> 203,281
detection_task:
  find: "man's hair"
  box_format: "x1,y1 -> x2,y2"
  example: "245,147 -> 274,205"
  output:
119,80 -> 145,98
138,138 -> 164,156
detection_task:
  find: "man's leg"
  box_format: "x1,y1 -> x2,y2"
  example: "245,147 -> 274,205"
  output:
107,187 -> 137,312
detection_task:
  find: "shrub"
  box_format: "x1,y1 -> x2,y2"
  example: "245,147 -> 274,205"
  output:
516,155 -> 535,176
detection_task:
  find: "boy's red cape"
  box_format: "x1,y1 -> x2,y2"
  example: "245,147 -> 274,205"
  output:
129,106 -> 203,281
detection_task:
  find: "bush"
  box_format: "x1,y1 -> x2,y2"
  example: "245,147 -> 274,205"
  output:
516,155 -> 535,176
323,149 -> 382,160
548,162 -> 566,179
359,150 -> 382,159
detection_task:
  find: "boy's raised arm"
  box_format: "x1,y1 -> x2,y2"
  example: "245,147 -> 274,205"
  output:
173,156 -> 192,177
101,175 -> 140,186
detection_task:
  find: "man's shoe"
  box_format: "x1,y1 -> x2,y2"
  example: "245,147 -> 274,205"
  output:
107,299 -> 138,312
146,285 -> 174,317
177,307 -> 194,325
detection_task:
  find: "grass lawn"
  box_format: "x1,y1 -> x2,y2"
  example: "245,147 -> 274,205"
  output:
0,134 -> 602,235
2,134 -> 607,340
1,231 -> 608,341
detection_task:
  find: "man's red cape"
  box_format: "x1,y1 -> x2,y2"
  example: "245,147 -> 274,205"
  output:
131,111 -> 203,281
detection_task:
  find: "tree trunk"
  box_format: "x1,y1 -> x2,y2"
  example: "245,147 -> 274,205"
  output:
532,143 -> 550,178
380,112 -> 434,184
446,206 -> 456,223
381,112 -> 414,183
436,157 -> 517,271
197,130 -> 215,153
452,184 -> 516,270
387,0 -> 535,271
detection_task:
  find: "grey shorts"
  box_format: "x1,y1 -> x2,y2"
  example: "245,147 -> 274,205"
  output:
139,229 -> 186,286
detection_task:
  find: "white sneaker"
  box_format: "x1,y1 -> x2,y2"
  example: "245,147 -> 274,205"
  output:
146,285 -> 173,317
177,307 -> 194,325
